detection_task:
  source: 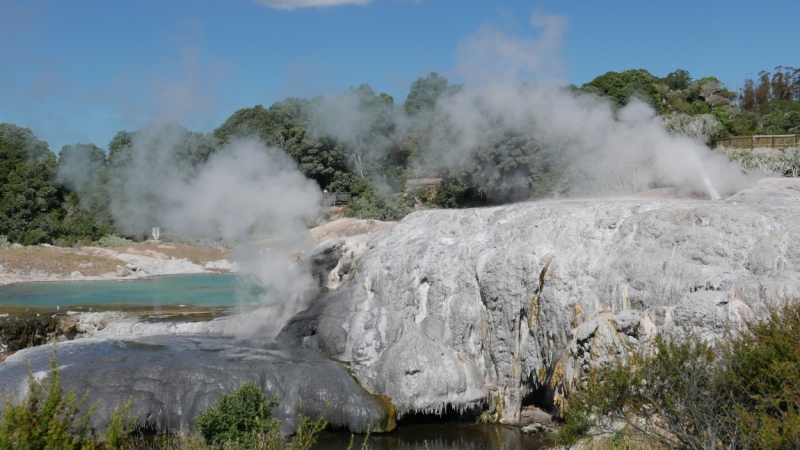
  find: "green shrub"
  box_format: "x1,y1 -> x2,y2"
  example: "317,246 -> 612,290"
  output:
289,406 -> 328,450
0,349 -> 134,450
722,304 -> 800,449
346,178 -> 410,221
194,383 -> 329,450
194,381 -> 281,448
0,235 -> 9,249
558,302 -> 800,449
93,235 -> 132,248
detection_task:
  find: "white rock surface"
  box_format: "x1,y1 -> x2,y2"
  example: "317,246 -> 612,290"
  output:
204,259 -> 239,271
279,178 -> 800,420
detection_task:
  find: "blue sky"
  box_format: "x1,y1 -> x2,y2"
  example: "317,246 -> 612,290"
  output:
1,0 -> 798,152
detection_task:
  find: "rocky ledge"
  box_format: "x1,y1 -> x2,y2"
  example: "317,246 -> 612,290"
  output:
279,177 -> 800,422
0,312 -> 125,355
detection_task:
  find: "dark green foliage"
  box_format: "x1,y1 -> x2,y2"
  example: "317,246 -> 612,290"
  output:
194,381 -> 280,448
432,171 -> 480,208
0,349 -> 134,450
690,100 -> 710,115
761,109 -> 800,135
581,69 -> 662,111
0,124 -> 63,245
55,143 -> 114,242
431,131 -> 563,208
662,69 -> 692,91
346,178 -> 411,221
404,72 -> 457,115
214,101 -> 354,191
1,66 -> 797,249
722,304 -> 800,448
559,302 -> 800,449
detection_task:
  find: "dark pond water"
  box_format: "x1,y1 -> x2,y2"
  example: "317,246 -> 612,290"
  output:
314,423 -> 552,450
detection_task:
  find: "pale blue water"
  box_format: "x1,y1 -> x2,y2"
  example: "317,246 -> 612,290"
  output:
0,274 -> 240,315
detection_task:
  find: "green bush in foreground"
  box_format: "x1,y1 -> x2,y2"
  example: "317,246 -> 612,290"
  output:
194,381 -> 280,448
195,382 -> 327,450
0,349 -> 133,450
558,302 -> 800,449
0,350 -> 328,450
723,305 -> 800,448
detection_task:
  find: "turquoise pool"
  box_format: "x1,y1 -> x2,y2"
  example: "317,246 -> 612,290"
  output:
0,274 -> 240,315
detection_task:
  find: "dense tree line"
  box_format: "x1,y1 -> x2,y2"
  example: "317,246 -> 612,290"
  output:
1,65 -> 798,245
0,124 -> 112,246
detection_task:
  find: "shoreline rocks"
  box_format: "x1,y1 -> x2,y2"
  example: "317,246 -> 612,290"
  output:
0,311 -> 125,353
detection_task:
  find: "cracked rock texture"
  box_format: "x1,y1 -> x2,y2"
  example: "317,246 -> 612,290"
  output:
279,178 -> 800,421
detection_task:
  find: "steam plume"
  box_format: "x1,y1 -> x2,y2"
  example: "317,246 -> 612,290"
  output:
313,11 -> 754,199
59,122 -> 322,337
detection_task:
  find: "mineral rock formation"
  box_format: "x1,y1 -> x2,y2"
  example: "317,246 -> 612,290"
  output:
279,178 -> 800,421
309,218 -> 396,244
2,178 -> 799,433
0,336 -> 395,434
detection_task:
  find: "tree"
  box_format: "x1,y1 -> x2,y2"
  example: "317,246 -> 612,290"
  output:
0,124 -> 61,245
740,78 -> 757,112
55,143 -> 114,242
755,71 -> 772,113
430,129 -> 564,208
56,143 -> 108,205
698,78 -> 731,107
321,84 -> 402,181
660,112 -> 724,144
581,69 -> 662,111
404,72 -> 455,115
662,69 -> 692,91
214,100 -> 355,192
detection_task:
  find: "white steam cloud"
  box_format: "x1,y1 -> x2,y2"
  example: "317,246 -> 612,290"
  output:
59,9 -> 757,338
456,11 -> 568,85
313,11 -> 754,199
67,122 -> 324,337
428,83 -> 752,197
108,126 -> 319,243
439,11 -> 753,197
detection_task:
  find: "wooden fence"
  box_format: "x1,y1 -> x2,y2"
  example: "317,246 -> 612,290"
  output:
405,178 -> 443,191
715,134 -> 800,149
322,192 -> 353,207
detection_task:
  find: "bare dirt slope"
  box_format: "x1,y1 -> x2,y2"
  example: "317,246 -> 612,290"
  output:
309,218 -> 396,244
0,243 -> 233,285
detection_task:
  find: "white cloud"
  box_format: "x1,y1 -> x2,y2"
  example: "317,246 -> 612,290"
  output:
456,10 -> 569,85
249,0 -> 372,10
